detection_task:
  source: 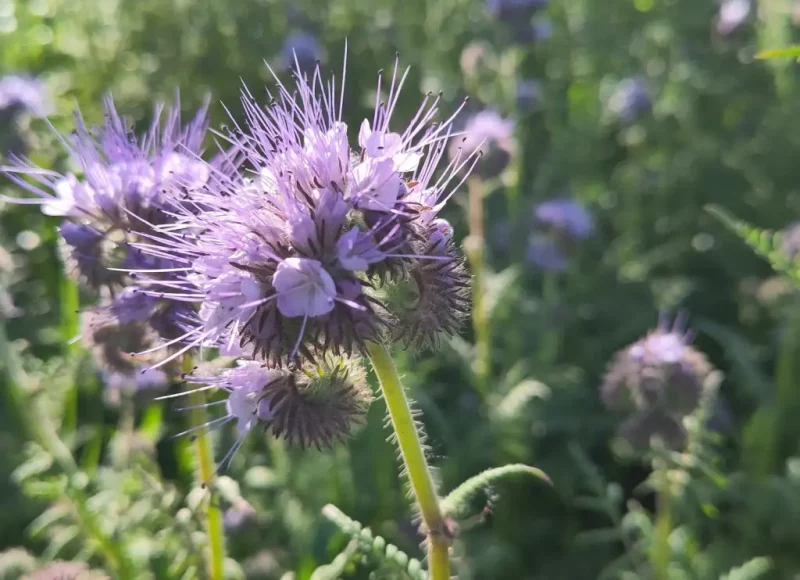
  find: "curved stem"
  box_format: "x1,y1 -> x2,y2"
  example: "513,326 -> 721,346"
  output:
366,342 -> 450,580
183,355 -> 225,580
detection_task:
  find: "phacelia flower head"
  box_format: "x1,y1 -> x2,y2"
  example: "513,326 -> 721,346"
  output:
601,314 -> 719,450
449,109 -> 515,178
2,95 -> 216,359
182,356 -> 372,455
606,77 -> 651,124
130,55 -> 477,370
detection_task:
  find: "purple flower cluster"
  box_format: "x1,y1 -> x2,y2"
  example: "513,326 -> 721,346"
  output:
527,198 -> 593,272
4,54 -> 477,449
128,57 -> 476,374
3,96 -> 214,390
601,314 -> 718,451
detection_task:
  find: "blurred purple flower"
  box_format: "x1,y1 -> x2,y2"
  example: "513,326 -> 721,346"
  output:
450,109 -> 515,178
4,95 -> 210,224
0,75 -> 49,117
517,79 -> 543,111
513,19 -> 554,44
486,0 -> 548,23
534,198 -> 593,241
716,0 -> 751,35
601,314 -> 719,450
526,237 -> 568,272
224,499 -> 257,532
281,31 -> 320,72
607,77 -> 651,123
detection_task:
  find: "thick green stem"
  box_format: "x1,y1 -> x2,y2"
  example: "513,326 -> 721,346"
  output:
183,355 -> 225,580
366,342 -> 450,580
466,177 -> 490,393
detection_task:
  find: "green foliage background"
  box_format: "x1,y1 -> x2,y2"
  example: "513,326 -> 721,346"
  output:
3,0 -> 800,578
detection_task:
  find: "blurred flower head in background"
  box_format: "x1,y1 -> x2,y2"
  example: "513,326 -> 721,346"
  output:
606,77 -> 651,124
716,0 -> 752,36
534,198 -> 593,241
0,74 -> 50,155
601,314 -> 720,451
450,109 -> 515,178
526,236 -> 569,272
527,198 -> 593,271
281,31 -> 321,72
2,95 -> 213,394
486,0 -> 549,25
513,19 -> 553,45
0,75 -> 49,119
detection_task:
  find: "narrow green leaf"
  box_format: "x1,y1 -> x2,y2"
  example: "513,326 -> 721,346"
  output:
755,46 -> 800,60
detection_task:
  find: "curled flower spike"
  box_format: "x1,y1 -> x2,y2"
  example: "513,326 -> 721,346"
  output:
128,53 -> 479,369
388,218 -> 471,350
174,356 -> 372,461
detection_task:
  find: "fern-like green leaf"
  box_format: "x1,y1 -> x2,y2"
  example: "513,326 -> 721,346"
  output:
320,504 -> 426,580
309,541 -> 360,580
440,464 -> 551,521
706,205 -> 800,284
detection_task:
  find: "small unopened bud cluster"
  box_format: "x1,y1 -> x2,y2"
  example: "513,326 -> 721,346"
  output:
600,315 -> 717,451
